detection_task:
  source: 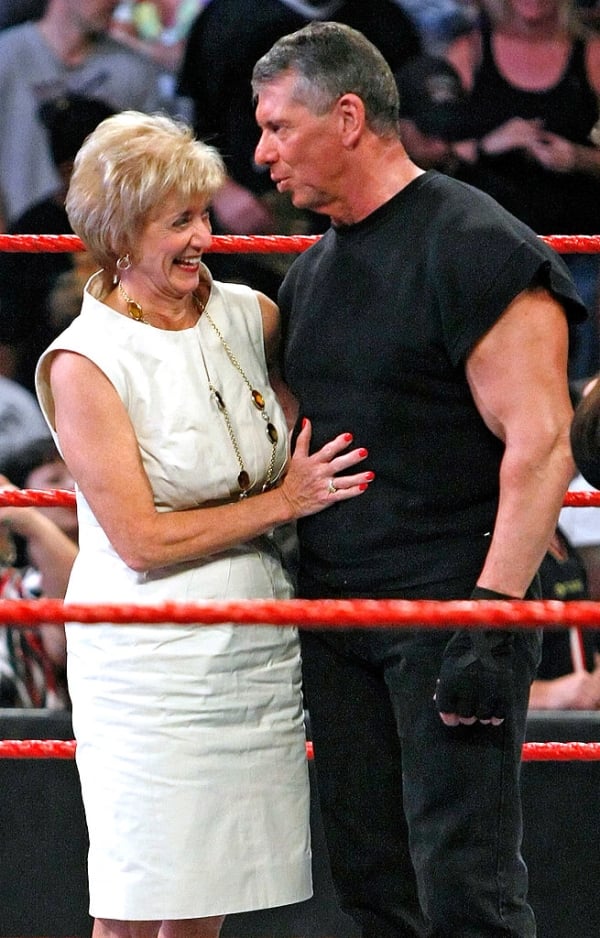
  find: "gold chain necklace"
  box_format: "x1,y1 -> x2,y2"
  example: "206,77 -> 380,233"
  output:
117,280 -> 206,324
117,280 -> 279,499
204,311 -> 279,498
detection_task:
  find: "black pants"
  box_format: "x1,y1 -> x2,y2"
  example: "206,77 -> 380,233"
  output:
300,575 -> 541,938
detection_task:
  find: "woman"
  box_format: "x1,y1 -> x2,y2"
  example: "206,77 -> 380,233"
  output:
446,0 -> 600,379
35,111 -> 373,938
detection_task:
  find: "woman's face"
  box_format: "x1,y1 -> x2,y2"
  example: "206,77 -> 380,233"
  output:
133,192 -> 213,301
506,0 -> 562,26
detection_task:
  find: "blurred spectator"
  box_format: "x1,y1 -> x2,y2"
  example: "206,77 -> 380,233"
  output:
395,53 -> 479,170
110,0 -> 204,73
0,463 -> 76,709
2,436 -> 78,547
531,526 -> 600,709
563,372 -> 600,598
395,0 -> 480,53
0,0 -> 163,230
0,437 -> 77,709
445,0 -> 600,382
110,0 -> 205,115
560,469 -> 600,597
0,377 -> 50,466
0,93 -> 114,392
177,0 -> 422,296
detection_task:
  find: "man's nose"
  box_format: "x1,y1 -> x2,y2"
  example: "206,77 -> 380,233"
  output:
255,131 -> 274,166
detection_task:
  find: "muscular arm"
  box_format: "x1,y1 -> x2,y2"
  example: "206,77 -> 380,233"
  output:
436,287 -> 574,726
466,286 -> 575,597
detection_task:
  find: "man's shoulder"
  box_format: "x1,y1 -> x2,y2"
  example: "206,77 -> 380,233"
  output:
416,171 -> 538,241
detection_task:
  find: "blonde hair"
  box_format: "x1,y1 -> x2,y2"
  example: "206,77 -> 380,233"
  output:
65,111 -> 226,277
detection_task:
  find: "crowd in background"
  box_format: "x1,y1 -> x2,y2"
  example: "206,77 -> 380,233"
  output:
0,0 -> 599,710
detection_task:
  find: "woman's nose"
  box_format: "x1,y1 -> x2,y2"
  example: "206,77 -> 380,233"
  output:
192,218 -> 212,246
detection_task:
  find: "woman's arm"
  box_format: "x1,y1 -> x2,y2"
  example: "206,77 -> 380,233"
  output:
49,350 -> 371,572
445,29 -> 480,91
257,291 -> 300,432
0,477 -> 77,598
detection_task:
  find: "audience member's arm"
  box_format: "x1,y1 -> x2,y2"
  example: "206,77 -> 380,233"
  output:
529,665 -> 600,710
0,476 -> 77,597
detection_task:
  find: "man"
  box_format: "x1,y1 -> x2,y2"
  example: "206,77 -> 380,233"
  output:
177,0 -> 421,297
0,0 -> 162,229
252,21 -> 584,938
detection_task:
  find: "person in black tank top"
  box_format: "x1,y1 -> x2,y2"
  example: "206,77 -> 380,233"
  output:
446,0 -> 600,379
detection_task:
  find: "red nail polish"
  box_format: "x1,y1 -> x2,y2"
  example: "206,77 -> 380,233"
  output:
365,471 -> 375,481
302,417 -> 308,429
344,433 -> 353,442
358,448 -> 368,458
358,483 -> 369,491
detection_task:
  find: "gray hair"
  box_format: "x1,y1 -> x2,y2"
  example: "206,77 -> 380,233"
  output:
252,21 -> 400,137
65,111 -> 225,276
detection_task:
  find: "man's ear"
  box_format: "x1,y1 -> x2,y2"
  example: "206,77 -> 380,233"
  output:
336,93 -> 366,148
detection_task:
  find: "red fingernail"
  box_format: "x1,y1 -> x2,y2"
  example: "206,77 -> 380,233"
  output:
302,417 -> 308,429
344,433 -> 353,442
358,483 -> 369,491
358,448 -> 368,458
365,471 -> 375,480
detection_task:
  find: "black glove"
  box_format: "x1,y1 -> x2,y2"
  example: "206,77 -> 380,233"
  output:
435,587 -> 516,724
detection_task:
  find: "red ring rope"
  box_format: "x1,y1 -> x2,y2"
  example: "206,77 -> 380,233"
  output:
1,596 -> 600,628
0,487 -> 597,509
1,739 -> 598,761
0,233 -> 599,254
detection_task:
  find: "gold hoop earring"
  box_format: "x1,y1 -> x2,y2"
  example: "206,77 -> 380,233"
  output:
116,253 -> 132,271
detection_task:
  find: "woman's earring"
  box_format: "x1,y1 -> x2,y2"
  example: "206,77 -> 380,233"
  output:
116,253 -> 132,271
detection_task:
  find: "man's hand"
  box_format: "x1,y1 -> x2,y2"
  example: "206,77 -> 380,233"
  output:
435,588 -> 516,727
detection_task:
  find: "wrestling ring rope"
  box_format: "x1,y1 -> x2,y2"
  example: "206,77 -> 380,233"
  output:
3,233 -> 600,771
1,232 -> 600,254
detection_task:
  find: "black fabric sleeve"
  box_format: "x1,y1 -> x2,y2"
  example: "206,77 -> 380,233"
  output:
427,186 -> 586,367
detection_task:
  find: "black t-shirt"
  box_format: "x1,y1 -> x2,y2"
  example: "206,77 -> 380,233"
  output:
280,171 -> 585,592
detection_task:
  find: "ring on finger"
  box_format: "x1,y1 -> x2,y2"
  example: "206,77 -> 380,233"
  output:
327,479 -> 338,495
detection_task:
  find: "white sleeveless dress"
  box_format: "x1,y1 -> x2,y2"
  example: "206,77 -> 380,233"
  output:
35,270 -> 311,920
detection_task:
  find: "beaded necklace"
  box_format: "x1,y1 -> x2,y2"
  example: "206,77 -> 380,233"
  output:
117,280 -> 279,499
203,311 -> 279,498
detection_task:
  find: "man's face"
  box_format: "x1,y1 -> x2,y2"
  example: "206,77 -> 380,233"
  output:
254,71 -> 345,217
